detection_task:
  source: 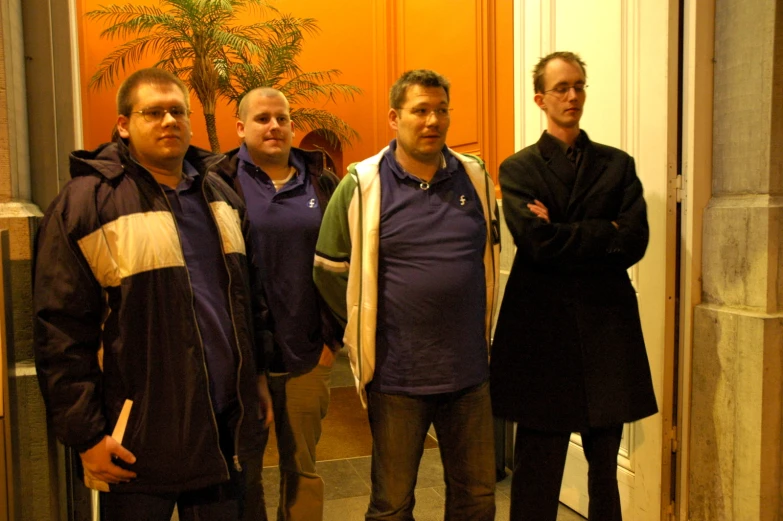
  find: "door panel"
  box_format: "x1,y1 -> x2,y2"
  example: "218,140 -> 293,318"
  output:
513,1 -> 678,520
398,0 -> 481,148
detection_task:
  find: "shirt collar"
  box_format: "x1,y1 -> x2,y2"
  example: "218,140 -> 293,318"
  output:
546,131 -> 582,154
382,139 -> 457,184
237,143 -> 305,190
158,159 -> 199,194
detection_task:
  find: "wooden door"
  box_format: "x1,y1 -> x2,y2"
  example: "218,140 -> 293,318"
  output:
512,1 -> 679,519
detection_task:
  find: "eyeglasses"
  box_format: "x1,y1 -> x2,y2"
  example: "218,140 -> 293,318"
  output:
401,107 -> 453,119
543,84 -> 588,99
131,107 -> 192,123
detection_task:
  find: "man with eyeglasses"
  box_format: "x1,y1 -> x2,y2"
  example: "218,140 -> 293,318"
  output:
490,51 -> 657,521
314,69 -> 500,521
33,67 -> 273,520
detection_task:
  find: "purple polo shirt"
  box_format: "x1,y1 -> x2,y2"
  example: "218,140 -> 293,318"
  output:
371,140 -> 488,395
236,145 -> 324,374
163,162 -> 236,413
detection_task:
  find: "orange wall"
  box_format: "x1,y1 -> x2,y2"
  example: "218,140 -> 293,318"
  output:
77,0 -> 513,179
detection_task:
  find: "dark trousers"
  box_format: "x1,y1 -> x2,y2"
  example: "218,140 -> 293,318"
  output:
365,381 -> 496,521
101,408 -> 263,521
509,425 -> 623,521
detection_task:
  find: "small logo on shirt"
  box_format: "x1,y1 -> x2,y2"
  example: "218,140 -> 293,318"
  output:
308,198 -> 316,208
459,195 -> 466,206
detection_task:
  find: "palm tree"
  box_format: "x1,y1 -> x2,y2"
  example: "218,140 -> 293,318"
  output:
222,14 -> 361,148
87,0 -> 361,152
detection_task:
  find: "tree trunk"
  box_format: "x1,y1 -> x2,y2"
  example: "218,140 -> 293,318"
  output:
204,113 -> 220,153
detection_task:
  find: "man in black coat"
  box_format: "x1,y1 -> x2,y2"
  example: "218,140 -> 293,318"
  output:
490,51 -> 658,521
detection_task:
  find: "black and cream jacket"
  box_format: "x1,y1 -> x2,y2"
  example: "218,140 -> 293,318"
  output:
33,139 -> 271,494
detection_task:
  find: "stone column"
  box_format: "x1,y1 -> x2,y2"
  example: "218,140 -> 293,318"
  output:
689,1 -> 783,520
0,0 -> 63,519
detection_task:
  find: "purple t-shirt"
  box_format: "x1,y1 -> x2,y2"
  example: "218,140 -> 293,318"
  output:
237,145 -> 325,373
163,162 -> 236,412
370,141 -> 488,395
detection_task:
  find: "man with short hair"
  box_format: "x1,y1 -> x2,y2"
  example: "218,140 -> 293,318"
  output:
490,51 -> 658,521
314,69 -> 500,521
216,87 -> 341,521
34,67 -> 273,521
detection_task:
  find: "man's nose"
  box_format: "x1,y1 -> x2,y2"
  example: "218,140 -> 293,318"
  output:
424,111 -> 440,125
161,111 -> 178,126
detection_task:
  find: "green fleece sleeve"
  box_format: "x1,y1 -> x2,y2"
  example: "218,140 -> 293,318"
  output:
313,172 -> 357,329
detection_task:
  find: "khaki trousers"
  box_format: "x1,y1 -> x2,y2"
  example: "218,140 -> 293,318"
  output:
263,363 -> 332,521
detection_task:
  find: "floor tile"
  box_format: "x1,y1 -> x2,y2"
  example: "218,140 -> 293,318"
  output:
495,493 -> 512,521
557,503 -> 586,521
261,466 -> 281,509
347,456 -> 372,489
408,487 -> 446,521
330,349 -> 355,388
496,472 -> 512,499
415,448 -> 446,489
317,459 -> 371,500
323,495 -> 370,521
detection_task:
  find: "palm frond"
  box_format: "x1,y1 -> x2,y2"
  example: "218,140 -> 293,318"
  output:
88,0 -> 363,152
290,107 -> 360,148
88,33 -> 176,90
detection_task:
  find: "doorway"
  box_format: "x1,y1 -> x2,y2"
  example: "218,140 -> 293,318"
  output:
511,1 -> 681,519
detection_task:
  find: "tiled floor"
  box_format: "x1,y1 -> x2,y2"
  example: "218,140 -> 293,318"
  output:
262,449 -> 585,520
259,350 -> 585,520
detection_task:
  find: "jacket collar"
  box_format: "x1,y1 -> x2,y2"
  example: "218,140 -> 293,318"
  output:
69,139 -> 226,181
538,131 -> 578,188
537,130 -> 610,212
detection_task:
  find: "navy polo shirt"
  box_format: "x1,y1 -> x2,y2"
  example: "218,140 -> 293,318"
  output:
237,145 -> 324,374
371,140 -> 488,395
162,162 -> 236,413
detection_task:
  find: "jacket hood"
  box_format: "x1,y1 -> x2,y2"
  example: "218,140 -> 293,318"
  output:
69,139 -> 226,180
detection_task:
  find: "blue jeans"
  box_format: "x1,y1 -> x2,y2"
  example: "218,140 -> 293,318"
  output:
366,381 -> 496,521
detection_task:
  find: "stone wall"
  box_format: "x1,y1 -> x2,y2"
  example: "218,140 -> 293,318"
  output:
690,1 -> 783,520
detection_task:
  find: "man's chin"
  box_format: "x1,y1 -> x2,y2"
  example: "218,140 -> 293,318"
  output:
261,145 -> 288,156
419,139 -> 445,152
557,118 -> 581,129
411,148 -> 444,163
155,148 -> 189,164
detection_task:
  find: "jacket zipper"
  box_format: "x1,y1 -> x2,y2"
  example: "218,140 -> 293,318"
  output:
483,167 -> 498,340
134,156 -> 231,480
354,170 -> 364,387
200,180 -> 246,472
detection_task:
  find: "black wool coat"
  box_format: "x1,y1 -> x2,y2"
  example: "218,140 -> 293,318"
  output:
490,131 -> 658,432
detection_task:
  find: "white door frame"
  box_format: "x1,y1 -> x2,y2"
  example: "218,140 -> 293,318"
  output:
678,0 -> 715,519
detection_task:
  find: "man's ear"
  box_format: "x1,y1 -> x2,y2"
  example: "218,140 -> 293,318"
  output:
236,119 -> 246,140
388,108 -> 399,132
116,115 -> 131,139
290,119 -> 295,138
534,93 -> 546,111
